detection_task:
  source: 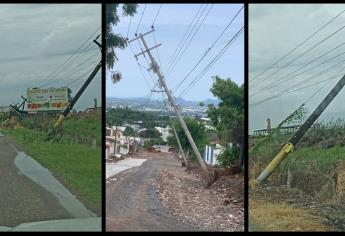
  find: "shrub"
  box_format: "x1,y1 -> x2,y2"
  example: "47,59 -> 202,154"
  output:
218,145 -> 241,168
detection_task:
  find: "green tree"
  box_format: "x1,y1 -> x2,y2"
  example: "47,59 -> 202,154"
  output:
106,4 -> 138,82
123,126 -> 135,141
167,118 -> 208,161
139,128 -> 161,139
207,76 -> 244,167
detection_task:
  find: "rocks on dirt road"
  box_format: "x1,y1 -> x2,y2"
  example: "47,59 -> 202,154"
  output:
155,165 -> 244,232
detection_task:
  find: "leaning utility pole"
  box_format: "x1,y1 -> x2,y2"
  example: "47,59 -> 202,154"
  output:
256,74 -> 345,184
161,95 -> 189,168
128,30 -> 212,182
54,36 -> 102,129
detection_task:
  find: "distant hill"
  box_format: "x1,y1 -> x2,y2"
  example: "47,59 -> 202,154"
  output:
107,96 -> 219,107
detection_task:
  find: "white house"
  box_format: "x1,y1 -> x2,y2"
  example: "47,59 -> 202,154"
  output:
105,126 -> 144,159
204,144 -> 223,166
204,143 -> 238,166
155,126 -> 171,143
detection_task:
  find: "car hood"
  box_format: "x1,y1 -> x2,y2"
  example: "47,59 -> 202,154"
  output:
0,217 -> 101,232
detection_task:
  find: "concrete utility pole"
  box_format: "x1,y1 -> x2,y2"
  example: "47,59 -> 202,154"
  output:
54,36 -> 102,129
256,74 -> 345,184
161,95 -> 189,168
129,30 -> 212,181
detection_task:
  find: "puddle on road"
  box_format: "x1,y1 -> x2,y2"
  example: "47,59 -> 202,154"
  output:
0,132 -> 4,137
14,151 -> 95,219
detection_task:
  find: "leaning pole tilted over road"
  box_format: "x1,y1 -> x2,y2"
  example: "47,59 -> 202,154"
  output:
256,74 -> 345,184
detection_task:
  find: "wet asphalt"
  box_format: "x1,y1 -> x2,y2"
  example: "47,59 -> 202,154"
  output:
0,135 -> 72,227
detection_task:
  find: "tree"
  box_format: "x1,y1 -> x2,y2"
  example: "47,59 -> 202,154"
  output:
207,76 -> 244,168
106,4 -> 138,82
123,126 -> 135,141
139,128 -> 161,139
167,118 -> 208,161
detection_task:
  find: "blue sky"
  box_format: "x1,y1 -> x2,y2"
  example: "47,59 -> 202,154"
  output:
107,3 -> 244,102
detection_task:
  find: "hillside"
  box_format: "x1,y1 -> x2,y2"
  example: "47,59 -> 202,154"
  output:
249,123 -> 345,231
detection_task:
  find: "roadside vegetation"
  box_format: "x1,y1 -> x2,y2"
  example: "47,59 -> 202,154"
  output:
107,107 -> 169,128
249,120 -> 345,231
1,111 -> 102,215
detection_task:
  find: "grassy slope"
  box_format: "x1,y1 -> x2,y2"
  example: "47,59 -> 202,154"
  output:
63,114 -> 102,146
3,127 -> 101,215
286,146 -> 345,171
249,134 -> 345,231
250,133 -> 345,174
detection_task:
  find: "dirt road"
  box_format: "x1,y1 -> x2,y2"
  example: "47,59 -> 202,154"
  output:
0,134 -> 72,227
106,151 -> 201,231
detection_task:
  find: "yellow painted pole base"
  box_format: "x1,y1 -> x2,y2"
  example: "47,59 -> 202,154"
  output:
53,115 -> 65,129
256,142 -> 294,183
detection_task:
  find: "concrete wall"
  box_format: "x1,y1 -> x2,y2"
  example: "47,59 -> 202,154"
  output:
204,145 -> 223,166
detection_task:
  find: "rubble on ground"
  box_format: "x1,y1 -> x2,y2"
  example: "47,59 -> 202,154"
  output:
154,165 -> 244,231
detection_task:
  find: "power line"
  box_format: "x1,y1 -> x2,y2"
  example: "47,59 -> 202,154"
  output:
68,61 -> 101,88
250,74 -> 343,107
128,43 -> 153,90
126,16 -> 133,38
250,8 -> 345,83
40,50 -> 100,87
179,26 -> 244,98
37,26 -> 101,87
251,21 -> 345,94
135,4 -> 147,36
152,4 -> 163,27
257,59 -> 345,103
163,4 -> 205,73
164,4 -> 214,80
249,61 -> 345,107
250,44 -> 345,97
174,5 -> 243,92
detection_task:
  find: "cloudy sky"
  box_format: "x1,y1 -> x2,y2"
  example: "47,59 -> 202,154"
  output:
0,4 -> 101,110
249,4 -> 345,133
107,3 -> 244,102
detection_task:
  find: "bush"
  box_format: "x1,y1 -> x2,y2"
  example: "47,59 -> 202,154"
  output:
218,145 -> 241,168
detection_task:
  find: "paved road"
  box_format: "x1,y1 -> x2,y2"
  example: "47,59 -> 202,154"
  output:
106,152 -> 200,231
0,134 -> 72,227
106,158 -> 147,179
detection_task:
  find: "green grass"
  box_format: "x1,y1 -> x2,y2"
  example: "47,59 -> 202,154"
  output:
283,146 -> 345,172
3,127 -> 101,215
15,112 -> 101,147
250,131 -> 345,182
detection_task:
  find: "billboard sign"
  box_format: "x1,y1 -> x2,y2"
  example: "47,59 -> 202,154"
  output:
27,87 -> 70,112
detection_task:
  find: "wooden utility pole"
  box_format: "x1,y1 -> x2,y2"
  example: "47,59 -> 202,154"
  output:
128,30 -> 213,182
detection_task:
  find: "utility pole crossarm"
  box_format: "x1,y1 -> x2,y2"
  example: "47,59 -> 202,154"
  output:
135,44 -> 162,58
128,30 -> 212,181
128,29 -> 155,43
